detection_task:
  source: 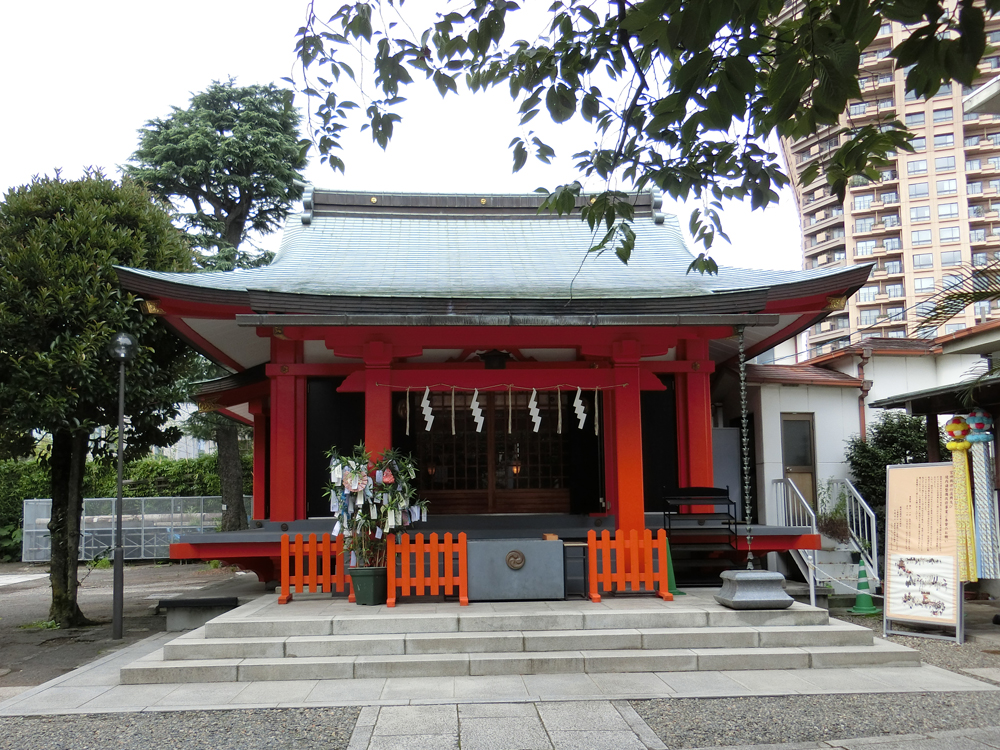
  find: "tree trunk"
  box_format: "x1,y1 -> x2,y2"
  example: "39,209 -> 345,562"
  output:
224,215 -> 245,255
217,424 -> 247,532
48,429 -> 94,627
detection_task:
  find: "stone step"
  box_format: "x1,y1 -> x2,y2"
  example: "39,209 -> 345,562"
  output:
203,605 -> 830,639
165,623 -> 873,661
120,638 -> 918,685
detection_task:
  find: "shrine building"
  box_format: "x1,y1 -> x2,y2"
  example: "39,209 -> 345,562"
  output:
116,189 -> 869,583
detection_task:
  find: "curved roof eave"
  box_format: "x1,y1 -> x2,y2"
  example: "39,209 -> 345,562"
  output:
115,262 -> 872,319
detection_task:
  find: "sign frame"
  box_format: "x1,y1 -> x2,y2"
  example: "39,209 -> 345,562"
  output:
883,462 -> 964,644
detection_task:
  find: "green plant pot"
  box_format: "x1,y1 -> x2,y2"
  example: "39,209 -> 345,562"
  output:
350,566 -> 388,606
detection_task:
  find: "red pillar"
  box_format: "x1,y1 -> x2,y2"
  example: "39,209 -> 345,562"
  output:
680,338 -> 714,488
364,341 -> 393,459
248,399 -> 268,521
269,338 -> 302,522
612,340 -> 645,534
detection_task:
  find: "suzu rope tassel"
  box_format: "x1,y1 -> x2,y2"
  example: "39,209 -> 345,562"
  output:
968,409 -> 1000,578
945,415 -> 978,583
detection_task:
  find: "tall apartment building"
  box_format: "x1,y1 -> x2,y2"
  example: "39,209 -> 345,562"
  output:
780,17 -> 1000,357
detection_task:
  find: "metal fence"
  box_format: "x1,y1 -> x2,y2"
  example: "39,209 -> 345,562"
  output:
21,496 -> 251,562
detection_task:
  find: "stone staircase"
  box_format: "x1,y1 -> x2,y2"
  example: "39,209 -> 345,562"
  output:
120,592 -> 918,685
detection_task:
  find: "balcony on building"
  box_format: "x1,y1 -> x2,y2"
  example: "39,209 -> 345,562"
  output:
968,203 -> 1000,223
803,211 -> 845,234
978,56 -> 1000,76
805,232 -> 848,257
810,316 -> 852,343
860,47 -> 894,69
803,189 -> 839,211
882,260 -> 905,278
788,123 -> 841,151
859,72 -> 895,94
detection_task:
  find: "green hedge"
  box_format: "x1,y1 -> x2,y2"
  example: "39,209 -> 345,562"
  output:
0,453 -> 253,528
0,460 -> 50,528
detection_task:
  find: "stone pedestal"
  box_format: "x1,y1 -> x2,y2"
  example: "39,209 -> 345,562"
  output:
714,570 -> 794,610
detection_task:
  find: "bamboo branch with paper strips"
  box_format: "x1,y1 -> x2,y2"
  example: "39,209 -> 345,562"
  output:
326,444 -> 426,569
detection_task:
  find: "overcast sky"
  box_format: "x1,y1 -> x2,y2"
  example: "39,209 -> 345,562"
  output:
0,1 -> 803,271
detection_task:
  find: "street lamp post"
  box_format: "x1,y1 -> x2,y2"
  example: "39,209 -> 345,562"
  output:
107,331 -> 137,640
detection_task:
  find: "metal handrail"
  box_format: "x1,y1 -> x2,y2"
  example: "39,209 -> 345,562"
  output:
773,479 -> 817,606
772,478 -> 818,531
831,479 -> 880,585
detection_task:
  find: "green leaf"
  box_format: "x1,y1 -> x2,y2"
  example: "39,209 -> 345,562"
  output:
511,139 -> 528,172
545,84 -> 577,123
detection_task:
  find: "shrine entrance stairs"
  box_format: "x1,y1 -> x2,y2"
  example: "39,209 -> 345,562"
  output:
120,590 -> 918,685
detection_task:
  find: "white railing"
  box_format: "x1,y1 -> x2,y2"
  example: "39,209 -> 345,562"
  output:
830,479 -> 880,585
772,478 -> 817,606
773,478 -> 818,531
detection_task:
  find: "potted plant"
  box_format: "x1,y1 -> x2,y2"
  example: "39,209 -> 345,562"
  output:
327,444 -> 426,605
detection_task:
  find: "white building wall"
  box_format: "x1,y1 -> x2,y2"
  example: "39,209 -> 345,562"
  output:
755,383 -> 862,524
827,351 -> 981,425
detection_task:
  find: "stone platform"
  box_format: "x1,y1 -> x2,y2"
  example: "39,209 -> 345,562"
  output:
120,589 -> 918,685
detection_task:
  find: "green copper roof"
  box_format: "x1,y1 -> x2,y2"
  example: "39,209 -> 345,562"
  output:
118,189 -> 862,304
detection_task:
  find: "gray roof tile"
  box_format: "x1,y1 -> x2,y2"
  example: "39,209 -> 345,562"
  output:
119,191 -> 853,302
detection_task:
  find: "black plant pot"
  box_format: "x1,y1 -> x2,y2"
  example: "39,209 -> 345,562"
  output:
350,566 -> 388,606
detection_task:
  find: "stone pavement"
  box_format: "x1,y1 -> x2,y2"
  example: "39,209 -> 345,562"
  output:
6,579 -> 1000,749
1,627 -> 997,749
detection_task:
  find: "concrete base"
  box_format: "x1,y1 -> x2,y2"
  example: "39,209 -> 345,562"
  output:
166,606 -> 238,632
467,539 -> 564,601
715,570 -> 795,610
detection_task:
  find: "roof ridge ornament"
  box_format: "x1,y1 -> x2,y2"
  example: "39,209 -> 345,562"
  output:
650,186 -> 665,225
300,185 -> 314,226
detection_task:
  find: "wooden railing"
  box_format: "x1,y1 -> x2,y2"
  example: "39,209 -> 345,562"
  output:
587,529 -> 674,602
278,533 -> 353,604
387,532 -> 468,607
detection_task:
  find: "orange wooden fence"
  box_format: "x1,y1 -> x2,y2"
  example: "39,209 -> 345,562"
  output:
586,528 -> 673,602
387,532 -> 468,607
278,533 -> 353,604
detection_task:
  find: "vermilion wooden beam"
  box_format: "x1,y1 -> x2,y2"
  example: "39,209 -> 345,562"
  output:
335,368 -> 668,393
269,339 -> 302,523
256,325 -> 731,351
154,300 -> 252,318
262,361 -> 714,377
610,342 -> 645,534
762,292 -> 840,315
264,364 -> 361,377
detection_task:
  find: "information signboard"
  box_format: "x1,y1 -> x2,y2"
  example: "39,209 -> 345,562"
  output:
883,462 -> 963,642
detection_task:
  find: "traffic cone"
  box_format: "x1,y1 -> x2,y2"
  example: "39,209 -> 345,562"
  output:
665,538 -> 685,596
848,558 -> 881,614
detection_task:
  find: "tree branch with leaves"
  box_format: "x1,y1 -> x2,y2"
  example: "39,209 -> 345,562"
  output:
293,0 -> 996,273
